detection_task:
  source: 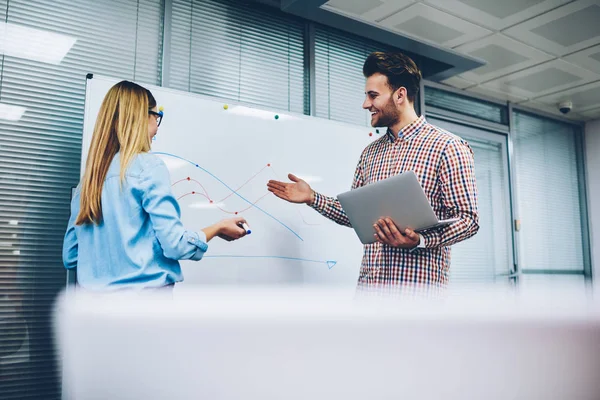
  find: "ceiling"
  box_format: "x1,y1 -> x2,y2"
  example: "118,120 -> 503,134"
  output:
320,0 -> 600,122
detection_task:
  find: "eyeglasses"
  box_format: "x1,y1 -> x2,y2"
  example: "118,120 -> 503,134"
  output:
149,110 -> 163,127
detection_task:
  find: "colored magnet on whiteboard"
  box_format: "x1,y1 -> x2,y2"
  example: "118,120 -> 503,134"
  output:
274,114 -> 279,120
369,132 -> 373,137
223,104 -> 229,110
376,129 -> 380,133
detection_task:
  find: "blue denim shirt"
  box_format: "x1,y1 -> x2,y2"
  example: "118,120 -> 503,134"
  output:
62,152 -> 208,290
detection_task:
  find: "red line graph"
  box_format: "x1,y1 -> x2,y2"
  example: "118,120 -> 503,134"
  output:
173,177 -> 210,199
173,164 -> 273,215
172,162 -> 322,225
219,164 -> 270,202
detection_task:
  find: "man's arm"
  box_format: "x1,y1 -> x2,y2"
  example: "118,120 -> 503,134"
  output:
309,192 -> 351,227
420,139 -> 479,248
267,155 -> 364,228
308,157 -> 364,227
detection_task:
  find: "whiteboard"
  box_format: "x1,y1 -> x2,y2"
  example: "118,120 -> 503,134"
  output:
82,75 -> 378,287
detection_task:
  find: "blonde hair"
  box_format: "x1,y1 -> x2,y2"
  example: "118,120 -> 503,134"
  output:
76,80 -> 156,225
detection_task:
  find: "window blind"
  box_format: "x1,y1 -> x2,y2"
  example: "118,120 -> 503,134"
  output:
169,0 -> 305,113
425,86 -> 509,125
0,1 -> 163,398
512,111 -> 585,272
451,137 -> 512,282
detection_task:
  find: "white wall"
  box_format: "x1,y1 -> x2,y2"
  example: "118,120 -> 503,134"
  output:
585,119 -> 600,284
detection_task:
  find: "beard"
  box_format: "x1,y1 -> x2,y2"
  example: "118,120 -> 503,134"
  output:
371,97 -> 399,128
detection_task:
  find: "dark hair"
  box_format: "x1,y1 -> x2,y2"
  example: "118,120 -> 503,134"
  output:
146,88 -> 156,109
363,52 -> 422,103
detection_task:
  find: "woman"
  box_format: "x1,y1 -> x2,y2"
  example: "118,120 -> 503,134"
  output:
62,80 -> 247,290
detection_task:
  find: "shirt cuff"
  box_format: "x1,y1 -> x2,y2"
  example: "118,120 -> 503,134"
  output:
408,233 -> 426,254
309,191 -> 325,210
417,233 -> 426,248
185,231 -> 209,260
420,229 -> 441,249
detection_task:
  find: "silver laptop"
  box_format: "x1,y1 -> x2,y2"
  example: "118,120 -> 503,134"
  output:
337,171 -> 458,244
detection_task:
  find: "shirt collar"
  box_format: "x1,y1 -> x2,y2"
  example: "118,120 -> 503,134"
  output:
385,115 -> 427,144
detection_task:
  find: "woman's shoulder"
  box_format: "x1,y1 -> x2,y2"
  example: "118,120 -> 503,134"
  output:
129,152 -> 167,176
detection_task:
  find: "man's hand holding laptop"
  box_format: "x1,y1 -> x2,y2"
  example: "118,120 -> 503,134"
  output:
373,218 -> 420,248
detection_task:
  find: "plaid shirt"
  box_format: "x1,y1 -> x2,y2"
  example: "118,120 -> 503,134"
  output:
310,116 -> 479,287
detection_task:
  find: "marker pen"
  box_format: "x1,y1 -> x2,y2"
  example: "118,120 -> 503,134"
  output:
241,222 -> 251,234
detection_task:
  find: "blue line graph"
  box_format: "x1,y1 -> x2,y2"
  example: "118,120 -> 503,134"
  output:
204,255 -> 337,269
153,151 -> 303,241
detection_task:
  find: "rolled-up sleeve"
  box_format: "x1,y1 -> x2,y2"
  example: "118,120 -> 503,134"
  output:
184,230 -> 209,261
420,138 -> 479,248
139,160 -> 208,261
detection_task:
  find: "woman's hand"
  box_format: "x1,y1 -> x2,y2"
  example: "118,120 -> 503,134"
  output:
202,217 -> 248,242
217,217 -> 248,242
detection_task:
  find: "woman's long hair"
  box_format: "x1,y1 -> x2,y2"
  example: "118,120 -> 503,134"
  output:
76,80 -> 156,225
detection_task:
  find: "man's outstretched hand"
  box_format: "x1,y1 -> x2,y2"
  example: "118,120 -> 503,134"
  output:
267,173 -> 314,205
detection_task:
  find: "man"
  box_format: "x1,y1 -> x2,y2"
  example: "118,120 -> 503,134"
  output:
267,52 -> 478,288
